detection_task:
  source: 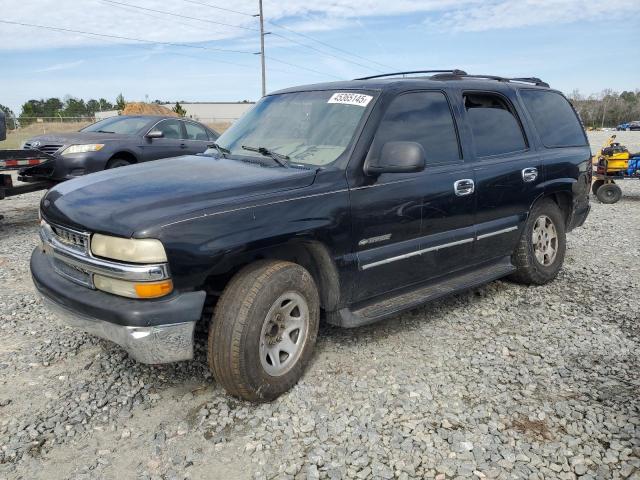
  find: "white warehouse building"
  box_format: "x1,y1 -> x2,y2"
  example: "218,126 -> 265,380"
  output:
161,102 -> 255,123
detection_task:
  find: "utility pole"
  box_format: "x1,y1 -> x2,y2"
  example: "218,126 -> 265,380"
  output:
256,0 -> 268,97
600,97 -> 608,129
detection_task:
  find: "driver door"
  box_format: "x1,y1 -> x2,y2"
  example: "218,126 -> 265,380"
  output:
349,90 -> 475,303
142,119 -> 188,161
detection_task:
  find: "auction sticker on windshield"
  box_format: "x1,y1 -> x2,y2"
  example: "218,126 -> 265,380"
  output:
328,92 -> 373,107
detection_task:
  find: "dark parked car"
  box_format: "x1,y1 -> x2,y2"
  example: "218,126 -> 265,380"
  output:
32,70 -> 591,401
23,115 -> 219,181
616,121 -> 640,131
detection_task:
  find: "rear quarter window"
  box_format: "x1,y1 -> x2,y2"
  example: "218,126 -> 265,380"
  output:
519,90 -> 587,147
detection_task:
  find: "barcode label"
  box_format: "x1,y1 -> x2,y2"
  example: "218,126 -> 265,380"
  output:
328,92 -> 373,107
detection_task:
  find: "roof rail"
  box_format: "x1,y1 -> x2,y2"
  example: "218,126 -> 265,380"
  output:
431,72 -> 550,88
355,69 -> 467,80
508,77 -> 550,88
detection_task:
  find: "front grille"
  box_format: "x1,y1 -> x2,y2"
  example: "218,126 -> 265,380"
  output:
53,257 -> 93,288
51,224 -> 89,253
24,143 -> 64,154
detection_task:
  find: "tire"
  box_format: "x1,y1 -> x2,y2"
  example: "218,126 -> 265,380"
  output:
208,260 -> 320,402
106,157 -> 131,169
596,183 -> 622,204
591,179 -> 604,195
509,199 -> 566,285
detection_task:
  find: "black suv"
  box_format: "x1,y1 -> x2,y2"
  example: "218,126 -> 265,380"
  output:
31,70 -> 591,401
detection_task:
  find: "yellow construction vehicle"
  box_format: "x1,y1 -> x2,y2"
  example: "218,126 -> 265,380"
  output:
592,134 -> 640,203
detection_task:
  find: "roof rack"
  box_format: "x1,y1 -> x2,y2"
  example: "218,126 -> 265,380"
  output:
431,72 -> 549,88
355,69 -> 468,80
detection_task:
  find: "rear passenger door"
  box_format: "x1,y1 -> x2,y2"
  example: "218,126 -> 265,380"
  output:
183,121 -> 214,155
462,91 -> 543,264
349,90 -> 475,303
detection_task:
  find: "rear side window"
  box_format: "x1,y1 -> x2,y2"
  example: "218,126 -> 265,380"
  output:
520,90 -> 587,147
465,93 -> 527,157
371,91 -> 461,166
184,121 -> 209,141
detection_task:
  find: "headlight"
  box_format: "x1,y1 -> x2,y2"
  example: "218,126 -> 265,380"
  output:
91,234 -> 167,263
61,144 -> 105,155
94,275 -> 173,299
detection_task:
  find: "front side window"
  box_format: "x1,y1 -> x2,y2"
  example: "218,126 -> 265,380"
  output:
369,91 -> 461,166
215,90 -> 373,166
519,90 -> 587,147
465,93 -> 527,157
155,119 -> 183,140
184,121 -> 209,141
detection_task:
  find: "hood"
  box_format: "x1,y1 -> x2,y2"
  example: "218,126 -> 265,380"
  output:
41,156 -> 317,237
27,132 -> 134,146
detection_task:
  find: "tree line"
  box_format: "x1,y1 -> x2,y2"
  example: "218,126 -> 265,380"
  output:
0,94 -> 177,129
568,89 -> 640,129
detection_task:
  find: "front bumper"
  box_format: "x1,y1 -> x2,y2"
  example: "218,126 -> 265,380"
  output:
31,248 -> 206,364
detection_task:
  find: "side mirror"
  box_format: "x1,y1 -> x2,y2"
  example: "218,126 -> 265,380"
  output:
365,141 -> 426,175
0,111 -> 6,141
146,130 -> 164,139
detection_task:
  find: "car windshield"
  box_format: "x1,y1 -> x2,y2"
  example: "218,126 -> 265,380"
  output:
81,117 -> 150,135
213,90 -> 374,166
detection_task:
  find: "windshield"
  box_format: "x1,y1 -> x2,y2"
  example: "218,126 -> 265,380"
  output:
214,90 -> 374,166
81,117 -> 150,135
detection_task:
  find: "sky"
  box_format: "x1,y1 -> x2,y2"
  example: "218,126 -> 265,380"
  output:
1,0 -> 639,114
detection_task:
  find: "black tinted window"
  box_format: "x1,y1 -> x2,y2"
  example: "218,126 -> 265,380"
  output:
465,93 -> 527,157
520,90 -> 587,147
371,91 -> 460,165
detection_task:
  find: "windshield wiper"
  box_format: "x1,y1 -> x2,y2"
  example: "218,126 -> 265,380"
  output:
208,142 -> 230,157
241,145 -> 290,168
96,130 -> 115,134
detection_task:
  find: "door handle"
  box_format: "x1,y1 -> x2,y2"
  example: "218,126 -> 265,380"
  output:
522,167 -> 538,183
454,179 -> 475,196
180,143 -> 188,149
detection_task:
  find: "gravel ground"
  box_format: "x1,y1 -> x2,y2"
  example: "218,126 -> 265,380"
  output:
1,133 -> 639,480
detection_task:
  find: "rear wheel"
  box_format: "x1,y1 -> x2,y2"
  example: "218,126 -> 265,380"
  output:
591,179 -> 604,195
208,260 -> 320,402
596,183 -> 622,204
106,157 -> 131,169
509,199 -> 566,285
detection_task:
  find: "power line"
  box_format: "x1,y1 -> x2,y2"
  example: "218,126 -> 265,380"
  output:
178,0 -> 256,17
266,56 -> 343,80
171,0 -> 388,73
97,0 -> 350,88
101,0 -> 259,32
267,19 -> 395,71
0,19 -> 342,81
270,32 -> 383,73
0,20 -> 255,54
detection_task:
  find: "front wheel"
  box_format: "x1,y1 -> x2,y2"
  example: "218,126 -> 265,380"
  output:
106,157 -> 131,169
509,199 -> 566,285
208,260 -> 320,402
